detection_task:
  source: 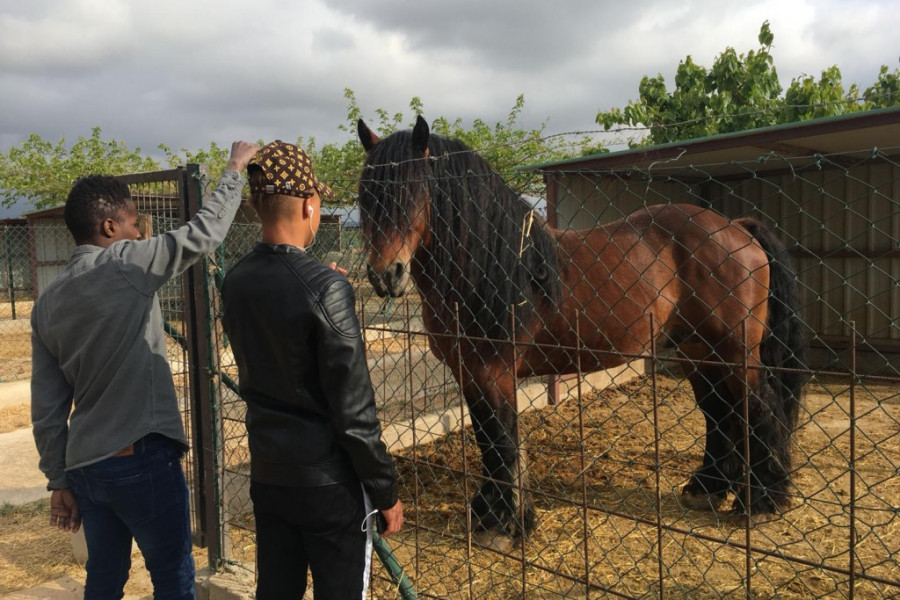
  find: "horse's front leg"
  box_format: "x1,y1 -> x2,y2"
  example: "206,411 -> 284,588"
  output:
463,372 -> 535,539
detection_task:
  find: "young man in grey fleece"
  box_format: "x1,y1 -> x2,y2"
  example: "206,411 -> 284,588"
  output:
30,140 -> 259,599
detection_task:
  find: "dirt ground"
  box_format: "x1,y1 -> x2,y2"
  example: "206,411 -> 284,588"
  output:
366,373 -> 900,599
212,372 -> 900,599
0,308 -> 32,382
0,499 -> 209,596
5,374 -> 898,598
0,404 -> 31,434
6,290 -> 898,598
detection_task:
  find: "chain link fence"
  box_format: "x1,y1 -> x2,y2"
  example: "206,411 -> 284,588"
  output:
199,137 -> 899,599
7,139 -> 898,598
0,222 -> 35,382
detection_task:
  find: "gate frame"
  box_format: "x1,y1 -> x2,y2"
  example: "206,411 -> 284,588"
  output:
114,164 -> 221,565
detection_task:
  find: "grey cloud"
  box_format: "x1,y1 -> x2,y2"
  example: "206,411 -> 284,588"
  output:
327,0 -> 647,71
0,0 -> 898,176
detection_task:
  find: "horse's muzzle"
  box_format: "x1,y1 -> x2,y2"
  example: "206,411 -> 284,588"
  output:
367,262 -> 410,298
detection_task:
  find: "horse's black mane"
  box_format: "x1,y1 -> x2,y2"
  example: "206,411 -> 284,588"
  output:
360,129 -> 561,340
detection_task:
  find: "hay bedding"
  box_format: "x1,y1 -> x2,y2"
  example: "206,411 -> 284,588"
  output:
0,501 -> 209,596
7,304 -> 897,600
10,374 -> 891,598
0,301 -> 32,382
0,501 -> 77,594
0,404 -> 31,433
368,374 -> 900,599
0,331 -> 31,382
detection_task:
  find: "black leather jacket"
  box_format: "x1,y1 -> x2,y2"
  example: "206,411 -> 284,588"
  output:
221,243 -> 398,510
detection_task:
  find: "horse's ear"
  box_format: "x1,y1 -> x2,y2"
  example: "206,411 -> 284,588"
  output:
358,119 -> 379,152
412,115 -> 430,156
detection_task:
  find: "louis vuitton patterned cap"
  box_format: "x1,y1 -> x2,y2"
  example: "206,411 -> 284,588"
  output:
248,140 -> 334,200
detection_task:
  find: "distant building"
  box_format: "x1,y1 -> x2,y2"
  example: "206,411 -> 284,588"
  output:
0,196 -> 34,220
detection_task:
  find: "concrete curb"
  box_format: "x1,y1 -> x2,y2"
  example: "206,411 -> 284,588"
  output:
0,427 -> 45,505
0,576 -> 150,600
0,569 -> 253,600
194,567 -> 255,600
0,576 -> 84,600
0,380 -> 29,409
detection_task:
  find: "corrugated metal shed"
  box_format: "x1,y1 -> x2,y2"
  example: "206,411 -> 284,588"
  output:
528,107 -> 900,373
23,205 -> 72,297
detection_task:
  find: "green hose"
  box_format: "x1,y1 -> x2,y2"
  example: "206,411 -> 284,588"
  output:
373,533 -> 419,600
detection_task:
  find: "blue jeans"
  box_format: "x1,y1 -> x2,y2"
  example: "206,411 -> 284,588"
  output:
67,434 -> 195,600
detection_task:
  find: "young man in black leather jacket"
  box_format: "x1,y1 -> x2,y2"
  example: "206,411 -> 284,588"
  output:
221,140 -> 403,599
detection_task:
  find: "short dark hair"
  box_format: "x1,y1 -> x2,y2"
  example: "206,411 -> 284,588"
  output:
64,175 -> 133,243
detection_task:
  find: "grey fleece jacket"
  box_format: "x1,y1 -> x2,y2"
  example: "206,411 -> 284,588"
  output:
31,170 -> 245,490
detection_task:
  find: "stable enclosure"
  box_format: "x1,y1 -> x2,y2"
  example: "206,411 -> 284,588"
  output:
207,111 -> 899,598
3,109 -> 899,599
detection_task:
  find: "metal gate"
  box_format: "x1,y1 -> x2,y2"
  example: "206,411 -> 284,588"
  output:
115,165 -> 221,560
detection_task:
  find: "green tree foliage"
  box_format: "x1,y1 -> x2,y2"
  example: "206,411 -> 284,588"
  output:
0,127 -> 160,209
161,89 -> 590,206
160,140 -> 234,184
596,21 -> 900,146
862,65 -> 900,108
2,91 -> 591,210
305,89 -> 594,203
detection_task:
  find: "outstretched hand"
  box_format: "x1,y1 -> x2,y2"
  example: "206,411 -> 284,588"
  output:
49,488 -> 81,533
225,141 -> 262,173
328,261 -> 348,276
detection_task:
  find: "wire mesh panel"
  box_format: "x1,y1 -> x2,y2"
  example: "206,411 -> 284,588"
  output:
202,137 -> 899,599
0,221 -> 75,383
115,168 -> 217,549
7,138 -> 900,596
0,222 -> 38,382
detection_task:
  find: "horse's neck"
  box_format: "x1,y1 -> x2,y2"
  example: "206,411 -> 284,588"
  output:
411,251 -> 465,317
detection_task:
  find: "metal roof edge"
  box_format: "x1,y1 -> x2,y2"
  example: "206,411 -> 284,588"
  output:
525,105 -> 900,172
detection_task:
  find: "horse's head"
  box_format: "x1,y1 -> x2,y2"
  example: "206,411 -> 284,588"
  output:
357,115 -> 432,298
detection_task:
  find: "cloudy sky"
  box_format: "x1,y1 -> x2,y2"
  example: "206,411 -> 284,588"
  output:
1,0 -> 897,165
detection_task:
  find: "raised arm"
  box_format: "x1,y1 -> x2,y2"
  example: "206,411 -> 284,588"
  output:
116,141 -> 260,293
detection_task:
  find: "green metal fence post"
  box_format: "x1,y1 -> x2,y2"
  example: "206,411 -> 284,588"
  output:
3,226 -> 16,320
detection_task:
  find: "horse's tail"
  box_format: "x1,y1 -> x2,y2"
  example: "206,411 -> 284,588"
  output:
736,218 -> 807,429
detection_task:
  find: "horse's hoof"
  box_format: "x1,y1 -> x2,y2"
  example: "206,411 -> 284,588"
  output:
729,495 -> 788,520
473,530 -> 515,553
725,507 -> 780,526
680,487 -> 727,511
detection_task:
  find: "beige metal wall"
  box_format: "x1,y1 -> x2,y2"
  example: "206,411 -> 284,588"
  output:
554,172 -> 700,229
31,221 -> 73,297
709,160 -> 900,354
550,157 -> 900,372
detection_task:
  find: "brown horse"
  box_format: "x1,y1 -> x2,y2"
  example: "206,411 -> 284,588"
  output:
357,116 -> 806,538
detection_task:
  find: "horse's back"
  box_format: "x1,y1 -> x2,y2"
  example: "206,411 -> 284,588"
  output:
562,203 -> 766,272
530,203 -> 770,373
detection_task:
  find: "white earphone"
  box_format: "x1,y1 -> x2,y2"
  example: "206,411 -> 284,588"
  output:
308,205 -> 314,215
